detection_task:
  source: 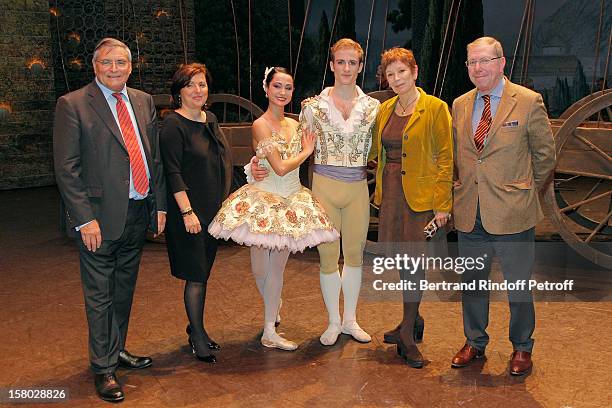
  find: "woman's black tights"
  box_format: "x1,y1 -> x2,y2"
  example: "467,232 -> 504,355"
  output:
184,280 -> 210,351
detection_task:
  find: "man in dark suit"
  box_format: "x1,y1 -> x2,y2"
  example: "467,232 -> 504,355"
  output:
450,37 -> 555,375
53,38 -> 166,402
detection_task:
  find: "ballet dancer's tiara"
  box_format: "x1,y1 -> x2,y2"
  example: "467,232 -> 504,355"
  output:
262,66 -> 275,91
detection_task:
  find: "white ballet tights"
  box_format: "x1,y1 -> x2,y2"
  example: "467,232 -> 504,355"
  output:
319,265 -> 370,345
320,265 -> 363,325
319,270 -> 342,325
250,247 -> 289,335
340,265 -> 362,324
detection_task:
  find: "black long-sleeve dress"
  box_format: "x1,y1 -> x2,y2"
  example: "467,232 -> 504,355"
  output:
160,111 -> 232,282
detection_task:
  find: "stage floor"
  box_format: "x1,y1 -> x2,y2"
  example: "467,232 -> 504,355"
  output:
0,187 -> 610,407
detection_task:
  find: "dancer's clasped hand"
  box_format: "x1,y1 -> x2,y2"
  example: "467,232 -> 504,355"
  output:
301,128 -> 316,155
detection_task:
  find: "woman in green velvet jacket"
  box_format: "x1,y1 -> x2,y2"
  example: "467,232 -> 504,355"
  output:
369,47 -> 453,367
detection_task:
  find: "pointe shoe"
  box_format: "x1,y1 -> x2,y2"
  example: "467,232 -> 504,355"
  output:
186,325 -> 221,350
261,332 -> 298,351
275,299 -> 282,327
319,323 -> 342,346
341,321 -> 371,343
396,338 -> 424,369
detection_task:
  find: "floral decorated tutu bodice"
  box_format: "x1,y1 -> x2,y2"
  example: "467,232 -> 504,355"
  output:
253,128 -> 302,199
208,123 -> 339,253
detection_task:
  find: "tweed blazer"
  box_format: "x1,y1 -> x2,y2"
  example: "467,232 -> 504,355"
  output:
451,79 -> 556,234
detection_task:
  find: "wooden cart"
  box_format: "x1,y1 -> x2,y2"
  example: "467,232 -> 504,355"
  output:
544,91 -> 612,269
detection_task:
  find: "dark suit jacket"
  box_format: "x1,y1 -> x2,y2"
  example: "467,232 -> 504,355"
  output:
53,81 -> 167,241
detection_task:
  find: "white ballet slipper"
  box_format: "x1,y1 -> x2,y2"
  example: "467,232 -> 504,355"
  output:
341,321 -> 371,343
319,323 -> 342,346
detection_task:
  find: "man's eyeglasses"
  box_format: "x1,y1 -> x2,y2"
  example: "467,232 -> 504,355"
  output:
465,57 -> 502,67
96,59 -> 129,68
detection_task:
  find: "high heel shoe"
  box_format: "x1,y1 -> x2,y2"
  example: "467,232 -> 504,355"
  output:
189,337 -> 217,363
396,337 -> 424,369
186,325 -> 221,350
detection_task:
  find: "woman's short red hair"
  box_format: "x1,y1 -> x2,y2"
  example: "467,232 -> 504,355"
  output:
380,47 -> 417,75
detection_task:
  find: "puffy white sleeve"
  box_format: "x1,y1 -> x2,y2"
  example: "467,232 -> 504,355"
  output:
255,139 -> 281,158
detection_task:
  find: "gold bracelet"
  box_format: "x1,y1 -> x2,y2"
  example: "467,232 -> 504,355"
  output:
180,207 -> 193,217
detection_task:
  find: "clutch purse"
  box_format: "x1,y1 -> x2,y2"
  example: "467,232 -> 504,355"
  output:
423,218 -> 439,240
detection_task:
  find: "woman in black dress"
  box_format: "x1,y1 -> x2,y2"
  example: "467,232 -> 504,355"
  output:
160,63 -> 232,363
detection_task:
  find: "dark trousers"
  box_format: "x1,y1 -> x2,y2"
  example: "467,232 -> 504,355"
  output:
458,206 -> 535,353
77,199 -> 148,374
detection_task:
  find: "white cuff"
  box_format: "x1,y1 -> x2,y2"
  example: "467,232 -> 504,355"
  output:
75,220 -> 94,231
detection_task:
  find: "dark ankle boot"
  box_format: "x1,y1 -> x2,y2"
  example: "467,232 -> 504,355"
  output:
397,338 -> 424,368
383,323 -> 402,344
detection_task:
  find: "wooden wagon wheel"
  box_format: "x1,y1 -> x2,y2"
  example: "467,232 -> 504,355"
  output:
559,90 -> 612,121
152,93 -> 265,168
544,91 -> 612,269
207,93 -> 264,124
153,93 -> 265,122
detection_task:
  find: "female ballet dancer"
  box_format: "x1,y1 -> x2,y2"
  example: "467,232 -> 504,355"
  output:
209,67 -> 339,350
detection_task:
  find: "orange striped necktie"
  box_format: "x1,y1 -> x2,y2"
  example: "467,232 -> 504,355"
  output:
474,94 -> 491,153
112,93 -> 149,195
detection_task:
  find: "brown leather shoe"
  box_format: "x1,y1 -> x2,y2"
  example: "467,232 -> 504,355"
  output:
451,344 -> 485,368
509,351 -> 532,376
